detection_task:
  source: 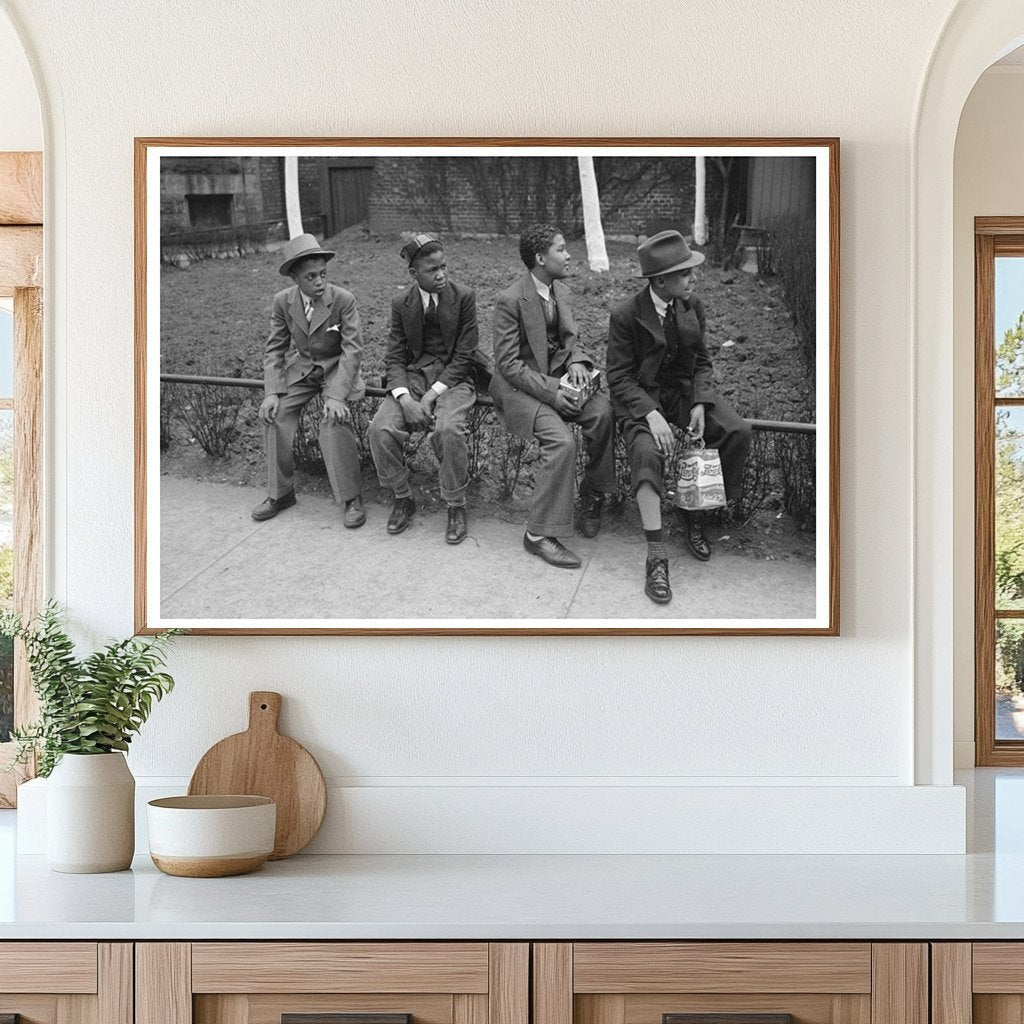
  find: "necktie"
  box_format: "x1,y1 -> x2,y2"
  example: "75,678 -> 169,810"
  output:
304,300 -> 314,324
542,292 -> 556,327
424,293 -> 438,329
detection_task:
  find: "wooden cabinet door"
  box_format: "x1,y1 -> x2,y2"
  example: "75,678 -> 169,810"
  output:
940,942 -> 1024,1024
533,944 -> 928,1024
137,943 -> 528,1024
0,943 -> 131,1024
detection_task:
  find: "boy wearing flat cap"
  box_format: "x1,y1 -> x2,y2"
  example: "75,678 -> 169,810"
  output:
253,233 -> 367,527
367,234 -> 479,544
490,224 -> 616,569
606,230 -> 751,604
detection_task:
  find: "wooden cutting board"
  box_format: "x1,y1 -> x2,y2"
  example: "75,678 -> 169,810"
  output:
188,691 -> 326,859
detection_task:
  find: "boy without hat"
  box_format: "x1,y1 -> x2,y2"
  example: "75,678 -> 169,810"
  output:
367,234 -> 479,544
490,224 -> 616,569
606,230 -> 752,604
252,233 -> 367,527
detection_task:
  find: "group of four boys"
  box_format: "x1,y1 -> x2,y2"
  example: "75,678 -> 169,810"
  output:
252,225 -> 750,604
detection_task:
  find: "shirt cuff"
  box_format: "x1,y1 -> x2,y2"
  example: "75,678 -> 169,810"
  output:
391,387 -> 411,399
430,382 -> 449,396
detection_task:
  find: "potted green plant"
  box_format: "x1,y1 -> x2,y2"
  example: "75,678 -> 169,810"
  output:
1,602 -> 179,873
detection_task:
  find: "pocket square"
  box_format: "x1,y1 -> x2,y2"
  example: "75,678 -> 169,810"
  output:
326,324 -> 341,333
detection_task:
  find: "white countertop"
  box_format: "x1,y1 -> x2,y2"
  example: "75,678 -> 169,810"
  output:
1,850 -> 1023,941
2,768 -> 1023,941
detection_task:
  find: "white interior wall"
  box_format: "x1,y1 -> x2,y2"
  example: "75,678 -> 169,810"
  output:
952,64 -> 1024,767
0,0 -> 993,852
0,8 -> 40,151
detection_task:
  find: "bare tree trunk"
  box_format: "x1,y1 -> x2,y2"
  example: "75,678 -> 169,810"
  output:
577,155 -> 609,271
284,156 -> 303,238
693,156 -> 707,245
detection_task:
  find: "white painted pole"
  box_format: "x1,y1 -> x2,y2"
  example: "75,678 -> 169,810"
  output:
577,155 -> 609,272
693,155 -> 707,245
284,156 -> 303,238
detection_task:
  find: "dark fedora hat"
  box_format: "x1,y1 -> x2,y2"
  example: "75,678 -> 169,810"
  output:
400,232 -> 442,265
637,230 -> 705,278
278,233 -> 336,277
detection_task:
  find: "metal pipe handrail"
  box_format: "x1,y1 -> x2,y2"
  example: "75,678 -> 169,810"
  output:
160,373 -> 816,435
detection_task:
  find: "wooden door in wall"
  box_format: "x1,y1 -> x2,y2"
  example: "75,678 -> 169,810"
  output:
327,165 -> 373,235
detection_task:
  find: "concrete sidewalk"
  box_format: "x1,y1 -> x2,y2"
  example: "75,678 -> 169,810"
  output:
158,476 -> 817,622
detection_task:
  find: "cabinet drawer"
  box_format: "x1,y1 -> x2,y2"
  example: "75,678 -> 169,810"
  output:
139,942 -> 528,1024
572,944 -> 872,994
191,943 -> 491,994
0,942 -> 98,993
534,943 -> 925,1024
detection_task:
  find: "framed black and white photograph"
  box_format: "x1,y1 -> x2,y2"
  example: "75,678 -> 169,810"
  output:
135,138 -> 838,635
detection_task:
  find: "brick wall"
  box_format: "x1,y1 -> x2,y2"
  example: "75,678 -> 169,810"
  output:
259,158 -> 285,222
366,156 -> 720,240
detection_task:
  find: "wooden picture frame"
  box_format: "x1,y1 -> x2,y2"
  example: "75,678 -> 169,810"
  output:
136,137 -> 839,636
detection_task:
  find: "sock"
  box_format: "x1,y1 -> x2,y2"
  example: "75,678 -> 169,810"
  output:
394,489 -> 412,500
526,531 -> 544,542
645,529 -> 668,561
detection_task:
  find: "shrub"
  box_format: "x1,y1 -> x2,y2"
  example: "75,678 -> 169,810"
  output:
173,381 -> 247,458
765,214 -> 817,366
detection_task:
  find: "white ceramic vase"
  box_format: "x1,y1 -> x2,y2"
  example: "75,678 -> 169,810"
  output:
46,752 -> 135,873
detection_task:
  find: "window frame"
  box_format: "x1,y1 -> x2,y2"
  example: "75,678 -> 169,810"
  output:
0,152 -> 44,807
975,217 -> 1024,765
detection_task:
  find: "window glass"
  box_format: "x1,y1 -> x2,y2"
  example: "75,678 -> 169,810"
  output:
0,408 -> 11,743
996,407 -> 1024,611
996,256 -> 1024,397
0,306 -> 13,399
997,620 -> 1024,740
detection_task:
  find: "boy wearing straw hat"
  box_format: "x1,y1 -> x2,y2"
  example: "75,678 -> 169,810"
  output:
252,233 -> 367,528
606,230 -> 751,605
367,233 -> 479,544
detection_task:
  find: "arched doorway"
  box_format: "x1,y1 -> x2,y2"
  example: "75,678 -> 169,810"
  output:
913,2 -> 1024,785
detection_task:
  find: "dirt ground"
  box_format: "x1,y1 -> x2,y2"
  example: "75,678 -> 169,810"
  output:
160,227 -> 816,561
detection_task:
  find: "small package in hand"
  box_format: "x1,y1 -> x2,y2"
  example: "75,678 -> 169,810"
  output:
558,368 -> 600,407
674,439 -> 727,511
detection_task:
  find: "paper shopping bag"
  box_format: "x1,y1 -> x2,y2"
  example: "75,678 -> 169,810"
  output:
674,440 -> 728,511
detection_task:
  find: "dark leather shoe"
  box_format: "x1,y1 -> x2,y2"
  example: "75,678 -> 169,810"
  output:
445,505 -> 468,545
343,495 -> 366,529
683,511 -> 711,562
387,495 -> 416,535
251,491 -> 296,521
523,532 -> 582,569
575,487 -> 605,538
644,558 -> 672,604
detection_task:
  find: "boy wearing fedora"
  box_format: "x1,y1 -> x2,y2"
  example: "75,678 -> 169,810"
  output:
490,224 -> 616,569
606,230 -> 751,604
253,233 -> 367,527
368,233 -> 479,544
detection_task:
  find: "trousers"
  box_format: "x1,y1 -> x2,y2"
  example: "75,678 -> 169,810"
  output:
368,375 -> 477,505
265,374 -> 362,504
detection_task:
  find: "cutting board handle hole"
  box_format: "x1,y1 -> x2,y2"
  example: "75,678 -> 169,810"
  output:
260,703 -> 268,710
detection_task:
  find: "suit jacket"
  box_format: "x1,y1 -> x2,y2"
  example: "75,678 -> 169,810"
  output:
384,280 -> 478,391
263,282 -> 366,403
489,272 -> 593,436
606,287 -> 716,421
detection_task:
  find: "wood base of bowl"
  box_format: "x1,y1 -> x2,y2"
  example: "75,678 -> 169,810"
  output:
151,853 -> 269,877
